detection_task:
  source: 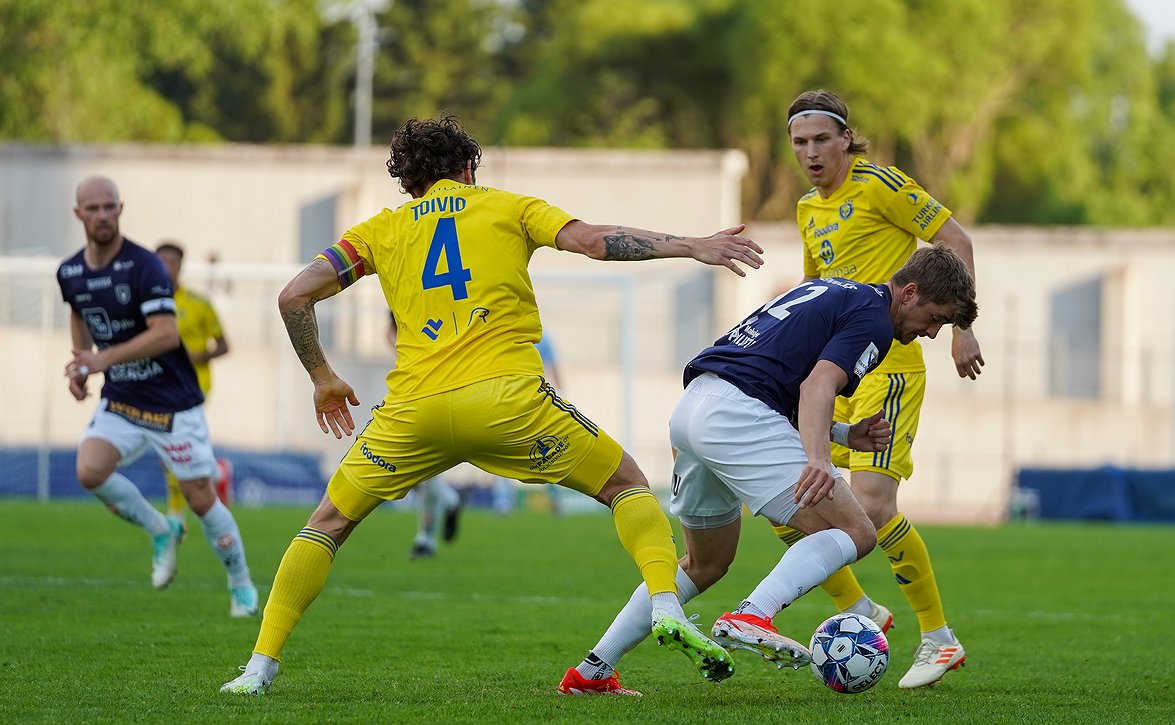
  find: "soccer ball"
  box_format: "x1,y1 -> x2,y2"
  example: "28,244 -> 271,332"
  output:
809,612 -> 889,693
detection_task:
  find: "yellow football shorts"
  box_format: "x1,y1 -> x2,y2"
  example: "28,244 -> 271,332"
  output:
327,375 -> 623,520
831,370 -> 925,482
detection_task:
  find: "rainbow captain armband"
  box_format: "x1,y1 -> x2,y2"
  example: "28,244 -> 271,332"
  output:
316,240 -> 367,290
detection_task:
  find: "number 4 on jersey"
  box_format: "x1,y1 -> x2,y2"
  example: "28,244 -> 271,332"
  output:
421,217 -> 472,300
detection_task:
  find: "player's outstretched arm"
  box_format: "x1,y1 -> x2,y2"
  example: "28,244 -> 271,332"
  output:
554,221 -> 764,276
278,258 -> 360,438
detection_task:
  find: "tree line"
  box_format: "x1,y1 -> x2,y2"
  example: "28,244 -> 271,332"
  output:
3,0 -> 1173,225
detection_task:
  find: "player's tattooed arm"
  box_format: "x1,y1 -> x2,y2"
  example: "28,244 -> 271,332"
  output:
281,301 -> 327,373
278,258 -> 342,377
555,221 -> 762,276
601,229 -> 683,261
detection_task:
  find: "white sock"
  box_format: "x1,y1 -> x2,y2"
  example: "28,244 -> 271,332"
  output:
742,529 -> 857,618
198,499 -> 252,587
246,652 -> 279,678
577,566 -> 700,679
923,625 -> 954,644
91,473 -> 169,536
844,594 -> 877,616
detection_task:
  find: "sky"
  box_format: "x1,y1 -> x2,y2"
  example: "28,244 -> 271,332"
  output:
1125,0 -> 1175,54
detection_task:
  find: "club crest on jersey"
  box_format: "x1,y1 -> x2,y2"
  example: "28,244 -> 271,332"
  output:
838,200 -> 854,220
115,283 -> 132,305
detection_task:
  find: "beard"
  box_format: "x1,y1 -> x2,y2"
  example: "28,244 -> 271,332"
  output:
89,223 -> 119,245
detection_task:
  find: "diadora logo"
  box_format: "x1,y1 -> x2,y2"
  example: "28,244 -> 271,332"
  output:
529,435 -> 569,472
60,263 -> 84,278
360,442 -> 396,472
814,222 -> 839,239
838,200 -> 854,220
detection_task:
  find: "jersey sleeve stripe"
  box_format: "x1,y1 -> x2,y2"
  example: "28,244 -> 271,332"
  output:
316,240 -> 367,289
853,167 -> 900,192
856,160 -> 906,188
141,298 -> 176,316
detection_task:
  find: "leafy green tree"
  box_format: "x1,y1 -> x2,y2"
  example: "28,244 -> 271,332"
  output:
0,0 -> 349,143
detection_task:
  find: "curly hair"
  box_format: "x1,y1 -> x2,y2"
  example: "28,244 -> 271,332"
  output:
386,112 -> 483,198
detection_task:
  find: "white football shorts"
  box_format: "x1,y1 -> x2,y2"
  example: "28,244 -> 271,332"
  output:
81,398 -> 218,481
668,372 -> 841,528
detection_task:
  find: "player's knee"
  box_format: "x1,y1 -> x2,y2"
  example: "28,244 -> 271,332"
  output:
685,558 -> 730,591
76,462 -> 110,490
848,519 -> 878,560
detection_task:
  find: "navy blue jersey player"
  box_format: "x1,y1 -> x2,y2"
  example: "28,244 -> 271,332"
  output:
58,175 -> 258,618
560,245 -> 977,696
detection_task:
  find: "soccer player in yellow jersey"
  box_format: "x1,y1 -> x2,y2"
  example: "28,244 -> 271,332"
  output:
776,90 -> 984,689
156,242 -> 231,530
220,113 -> 764,695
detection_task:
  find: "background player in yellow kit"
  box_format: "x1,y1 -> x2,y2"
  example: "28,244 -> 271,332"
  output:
775,90 -> 984,689
220,112 -> 764,695
156,241 -> 231,531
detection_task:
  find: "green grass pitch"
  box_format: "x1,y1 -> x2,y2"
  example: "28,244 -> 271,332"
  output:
0,499 -> 1172,723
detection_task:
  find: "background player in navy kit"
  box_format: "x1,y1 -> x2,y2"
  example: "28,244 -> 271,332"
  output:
559,245 -> 976,696
58,175 -> 259,617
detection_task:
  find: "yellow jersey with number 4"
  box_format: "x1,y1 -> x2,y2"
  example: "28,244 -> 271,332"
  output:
319,179 -> 574,402
796,157 -> 952,373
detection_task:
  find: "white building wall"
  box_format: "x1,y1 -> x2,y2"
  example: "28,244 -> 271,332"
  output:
2,143 -> 1173,524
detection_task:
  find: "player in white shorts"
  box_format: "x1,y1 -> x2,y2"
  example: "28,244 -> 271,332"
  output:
58,175 -> 258,617
559,245 -> 977,695
82,400 -> 218,481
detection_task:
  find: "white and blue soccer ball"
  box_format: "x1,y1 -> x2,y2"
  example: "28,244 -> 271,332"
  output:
809,612 -> 889,693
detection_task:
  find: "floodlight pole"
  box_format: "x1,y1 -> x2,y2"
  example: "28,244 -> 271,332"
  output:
353,3 -> 378,148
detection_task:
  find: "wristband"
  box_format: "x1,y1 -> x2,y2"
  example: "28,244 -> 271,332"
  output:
831,422 -> 850,447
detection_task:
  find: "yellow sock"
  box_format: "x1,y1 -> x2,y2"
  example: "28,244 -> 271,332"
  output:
164,469 -> 185,516
254,527 -> 339,659
609,488 -> 677,596
877,513 -> 945,633
772,523 -> 865,610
